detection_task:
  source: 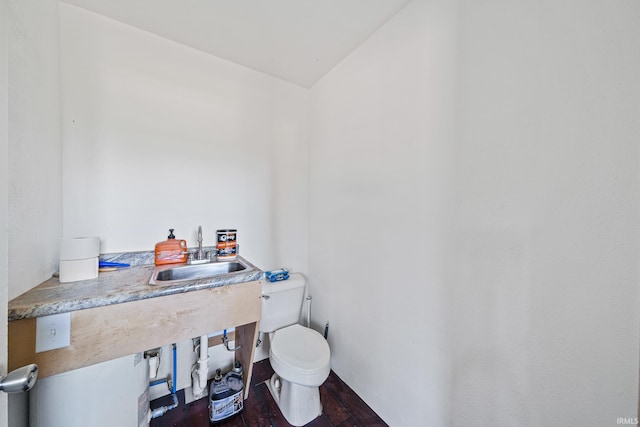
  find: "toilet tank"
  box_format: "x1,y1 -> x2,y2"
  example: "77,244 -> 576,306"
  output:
260,273 -> 306,333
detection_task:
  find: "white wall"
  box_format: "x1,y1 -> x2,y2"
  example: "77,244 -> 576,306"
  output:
309,1 -> 457,424
0,0 -> 8,423
309,0 -> 640,426
60,4 -> 309,272
6,1 -> 62,426
7,0 -> 62,301
449,1 -> 640,425
269,87 -> 309,274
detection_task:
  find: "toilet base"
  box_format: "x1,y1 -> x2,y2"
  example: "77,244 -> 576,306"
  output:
266,373 -> 322,427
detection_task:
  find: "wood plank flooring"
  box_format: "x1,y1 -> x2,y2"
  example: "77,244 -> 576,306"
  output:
150,359 -> 388,427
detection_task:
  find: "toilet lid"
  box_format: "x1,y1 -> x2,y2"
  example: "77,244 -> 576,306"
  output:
270,324 -> 330,374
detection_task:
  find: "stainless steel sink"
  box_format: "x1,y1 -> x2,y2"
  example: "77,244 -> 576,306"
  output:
150,260 -> 252,285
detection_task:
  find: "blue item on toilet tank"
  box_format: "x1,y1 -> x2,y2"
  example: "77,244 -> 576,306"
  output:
265,268 -> 289,282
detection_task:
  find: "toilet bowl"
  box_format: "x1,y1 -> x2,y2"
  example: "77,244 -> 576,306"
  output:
261,274 -> 331,426
267,324 -> 330,426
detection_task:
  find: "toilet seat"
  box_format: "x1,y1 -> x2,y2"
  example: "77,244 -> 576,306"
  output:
270,324 -> 330,386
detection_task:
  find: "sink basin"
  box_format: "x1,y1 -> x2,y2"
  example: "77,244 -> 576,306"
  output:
150,260 -> 252,285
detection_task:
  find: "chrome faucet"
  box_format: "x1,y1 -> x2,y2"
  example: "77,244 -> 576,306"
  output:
197,225 -> 204,258
188,225 -> 210,265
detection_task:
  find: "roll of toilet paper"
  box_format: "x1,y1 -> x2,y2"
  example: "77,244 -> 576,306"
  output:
59,237 -> 100,282
60,237 -> 100,261
59,258 -> 99,283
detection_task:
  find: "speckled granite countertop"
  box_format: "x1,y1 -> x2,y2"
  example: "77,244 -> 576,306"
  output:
8,255 -> 263,321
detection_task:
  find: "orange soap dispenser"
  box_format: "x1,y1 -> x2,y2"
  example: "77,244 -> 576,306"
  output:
154,229 -> 187,266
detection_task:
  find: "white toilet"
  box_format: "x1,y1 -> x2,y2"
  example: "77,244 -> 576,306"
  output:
261,273 -> 331,426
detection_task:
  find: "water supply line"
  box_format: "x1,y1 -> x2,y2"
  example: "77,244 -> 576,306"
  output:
222,329 -> 241,352
172,343 -> 177,394
150,394 -> 178,419
149,343 -> 179,420
305,295 -> 312,328
149,378 -> 166,387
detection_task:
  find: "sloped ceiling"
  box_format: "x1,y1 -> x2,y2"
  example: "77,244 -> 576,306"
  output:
61,0 -> 411,88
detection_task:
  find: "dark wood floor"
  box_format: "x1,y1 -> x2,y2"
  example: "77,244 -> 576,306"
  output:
150,359 -> 388,427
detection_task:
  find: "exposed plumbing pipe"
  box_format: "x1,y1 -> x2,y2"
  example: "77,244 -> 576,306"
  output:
150,344 -> 178,391
149,378 -> 166,387
305,295 -> 312,328
198,334 -> 208,390
172,343 -> 177,394
222,329 -> 241,352
192,335 -> 209,398
150,393 -> 178,419
149,343 -> 179,420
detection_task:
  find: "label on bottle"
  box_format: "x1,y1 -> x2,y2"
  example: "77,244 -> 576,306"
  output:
209,390 -> 243,422
156,251 -> 183,261
155,240 -> 187,265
